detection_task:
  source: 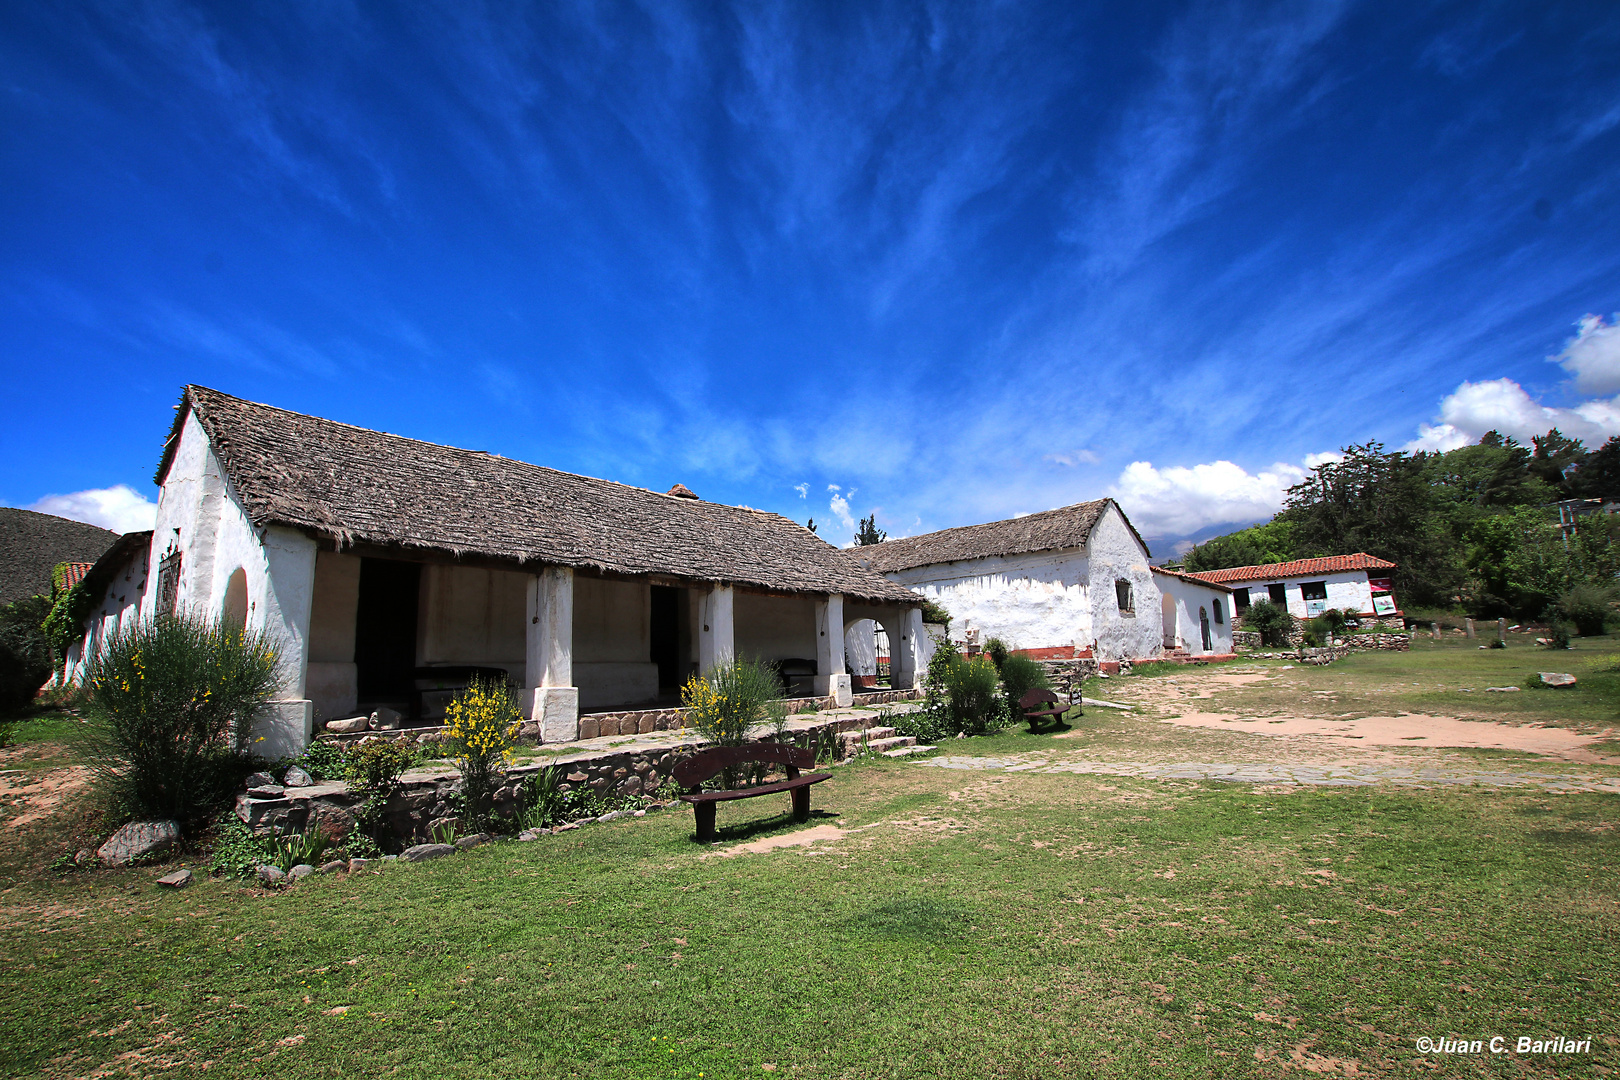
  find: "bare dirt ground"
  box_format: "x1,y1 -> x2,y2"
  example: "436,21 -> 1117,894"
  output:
0,766 -> 91,830
1080,663 -> 1620,765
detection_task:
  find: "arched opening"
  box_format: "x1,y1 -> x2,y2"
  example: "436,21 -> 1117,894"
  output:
1160,593 -> 1177,649
221,568 -> 249,635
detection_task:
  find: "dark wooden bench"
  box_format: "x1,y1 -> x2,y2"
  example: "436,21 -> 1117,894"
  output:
673,744 -> 831,844
1019,688 -> 1069,733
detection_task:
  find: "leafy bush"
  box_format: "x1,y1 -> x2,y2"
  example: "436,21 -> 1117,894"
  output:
1544,621 -> 1572,650
0,596 -> 53,716
983,637 -> 1009,671
83,615 -> 279,826
998,653 -> 1049,714
41,577 -> 95,662
344,739 -> 418,849
681,657 -> 783,747
940,653 -> 1003,735
1557,584 -> 1616,637
1243,599 -> 1295,647
919,598 -> 951,628
206,813 -> 274,879
285,738 -> 347,782
442,677 -> 523,830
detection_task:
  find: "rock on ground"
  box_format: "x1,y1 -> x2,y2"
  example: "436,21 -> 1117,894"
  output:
400,843 -> 454,862
1540,672 -> 1577,687
244,771 -> 277,789
257,865 -> 287,885
282,766 -> 314,787
454,834 -> 485,850
318,860 -> 347,874
288,864 -> 316,880
156,869 -> 192,888
325,715 -> 370,734
97,821 -> 181,867
348,858 -> 372,872
370,706 -> 404,730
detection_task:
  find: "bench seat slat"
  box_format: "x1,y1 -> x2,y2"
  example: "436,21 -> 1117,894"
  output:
679,772 -> 830,804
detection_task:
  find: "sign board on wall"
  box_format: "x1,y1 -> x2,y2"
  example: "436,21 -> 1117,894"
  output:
1372,595 -> 1397,615
1368,578 -> 1393,593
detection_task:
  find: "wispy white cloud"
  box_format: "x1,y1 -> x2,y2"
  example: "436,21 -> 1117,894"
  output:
793,482 -> 808,498
28,485 -> 156,534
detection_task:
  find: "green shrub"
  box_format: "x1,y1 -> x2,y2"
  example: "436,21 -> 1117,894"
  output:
941,653 -> 1003,735
1543,621 -> 1572,650
285,739 -> 347,782
206,813 -> 274,879
983,637 -> 1009,671
1557,584 -> 1616,637
442,677 -> 523,830
919,598 -> 951,628
681,657 -> 783,747
0,596 -> 53,716
83,615 -> 279,827
344,739 -> 418,849
998,653 -> 1049,714
1243,599 -> 1295,647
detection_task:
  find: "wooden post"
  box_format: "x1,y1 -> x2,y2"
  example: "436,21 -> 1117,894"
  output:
1465,618 -> 1475,638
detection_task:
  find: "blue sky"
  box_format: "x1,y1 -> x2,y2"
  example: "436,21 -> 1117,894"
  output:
5,2 -> 1620,552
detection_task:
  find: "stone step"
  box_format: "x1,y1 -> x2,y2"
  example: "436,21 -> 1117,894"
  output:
860,735 -> 916,753
840,726 -> 896,746
881,744 -> 937,757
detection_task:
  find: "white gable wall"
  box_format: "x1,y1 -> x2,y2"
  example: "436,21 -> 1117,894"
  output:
884,546 -> 1093,653
1155,574 -> 1234,655
1085,504 -> 1160,660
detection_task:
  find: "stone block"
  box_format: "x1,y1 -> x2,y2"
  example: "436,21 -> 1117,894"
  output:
400,843 -> 454,862
533,687 -> 580,743
578,718 -> 600,740
98,820 -> 181,867
638,715 -> 657,734
325,715 -> 370,734
156,869 -> 192,888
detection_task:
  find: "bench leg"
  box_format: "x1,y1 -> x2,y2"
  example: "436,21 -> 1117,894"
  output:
693,802 -> 717,844
791,785 -> 811,823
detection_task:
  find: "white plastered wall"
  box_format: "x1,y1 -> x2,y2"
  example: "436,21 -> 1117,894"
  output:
1236,571 -> 1375,619
883,548 -> 1093,653
66,546 -> 149,685
1154,574 -> 1234,656
306,551 -> 360,722
417,563 -> 528,678
143,412 -> 317,757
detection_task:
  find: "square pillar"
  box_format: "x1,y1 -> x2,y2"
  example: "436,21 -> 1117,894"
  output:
892,606 -> 924,690
698,585 -> 734,675
813,593 -> 851,706
525,567 -> 578,742
251,526 -> 318,755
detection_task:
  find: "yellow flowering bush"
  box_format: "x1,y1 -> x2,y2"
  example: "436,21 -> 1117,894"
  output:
680,657 -> 784,747
443,677 -> 523,829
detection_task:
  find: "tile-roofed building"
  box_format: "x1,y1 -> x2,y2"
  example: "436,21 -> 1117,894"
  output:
857,499 -> 1231,663
72,386 -> 924,756
0,508 -> 120,606
1183,553 -> 1399,620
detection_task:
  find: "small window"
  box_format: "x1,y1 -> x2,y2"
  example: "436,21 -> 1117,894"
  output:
156,550 -> 182,618
1115,579 -> 1134,614
1300,581 -> 1328,601
1267,583 -> 1287,606
1212,598 -> 1224,624
1233,587 -> 1250,612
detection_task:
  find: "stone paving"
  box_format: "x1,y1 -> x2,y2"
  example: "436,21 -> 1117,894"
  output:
913,753 -> 1620,794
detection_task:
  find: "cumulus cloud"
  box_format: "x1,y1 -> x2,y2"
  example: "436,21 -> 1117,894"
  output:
1552,313 -> 1620,395
28,485 -> 157,533
1404,377 -> 1620,451
829,492 -> 856,533
1107,458 -> 1312,536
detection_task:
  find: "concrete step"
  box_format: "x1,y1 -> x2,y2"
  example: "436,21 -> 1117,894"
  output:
881,744 -> 937,757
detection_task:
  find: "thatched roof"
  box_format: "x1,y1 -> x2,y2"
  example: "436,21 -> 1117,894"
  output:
156,387 -> 916,604
858,499 -> 1146,573
0,508 -> 120,606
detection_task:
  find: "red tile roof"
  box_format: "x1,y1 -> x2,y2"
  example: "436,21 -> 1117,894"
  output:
53,561 -> 95,592
1151,565 -> 1234,592
1182,553 -> 1396,585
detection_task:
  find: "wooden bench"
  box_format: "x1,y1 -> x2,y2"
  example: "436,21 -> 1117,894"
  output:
673,744 -> 831,844
1019,688 -> 1069,733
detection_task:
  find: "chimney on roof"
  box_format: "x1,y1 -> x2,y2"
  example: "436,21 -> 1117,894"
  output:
667,483 -> 699,499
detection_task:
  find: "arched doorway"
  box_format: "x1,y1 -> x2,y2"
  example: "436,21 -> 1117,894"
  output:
221,568 -> 249,635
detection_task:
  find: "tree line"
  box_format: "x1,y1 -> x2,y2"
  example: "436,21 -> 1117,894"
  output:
1179,430 -> 1620,620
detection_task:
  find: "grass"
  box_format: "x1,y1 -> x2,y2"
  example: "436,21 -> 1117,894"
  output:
3,647 -> 1619,1078
1,752 -> 1617,1078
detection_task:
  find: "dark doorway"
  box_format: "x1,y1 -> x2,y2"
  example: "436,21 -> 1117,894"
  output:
356,557 -> 420,703
651,585 -> 680,690
1199,607 -> 1212,651
1267,583 -> 1287,606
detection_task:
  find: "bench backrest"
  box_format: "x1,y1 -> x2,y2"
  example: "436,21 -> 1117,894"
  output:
1018,688 -> 1060,710
673,743 -> 816,790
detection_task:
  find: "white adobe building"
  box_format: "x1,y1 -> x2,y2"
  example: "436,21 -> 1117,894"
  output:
1182,554 -> 1398,620
68,386 -> 924,757
857,499 -> 1234,664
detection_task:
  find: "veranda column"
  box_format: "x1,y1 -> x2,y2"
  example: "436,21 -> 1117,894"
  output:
891,606 -> 925,690
526,567 -> 578,742
256,527 -> 318,758
697,585 -> 734,675
813,593 -> 852,706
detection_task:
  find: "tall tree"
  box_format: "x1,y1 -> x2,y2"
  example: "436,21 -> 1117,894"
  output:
854,513 -> 887,546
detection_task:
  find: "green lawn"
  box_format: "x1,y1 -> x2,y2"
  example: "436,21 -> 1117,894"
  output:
2,750 -> 1616,1078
